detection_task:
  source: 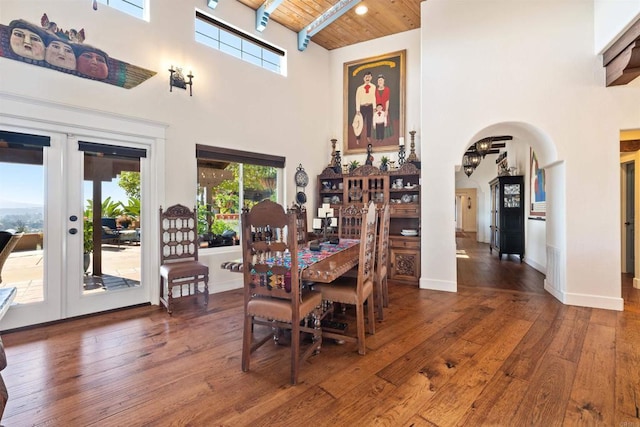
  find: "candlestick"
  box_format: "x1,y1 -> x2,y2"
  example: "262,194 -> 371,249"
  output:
407,130 -> 418,162
328,139 -> 337,167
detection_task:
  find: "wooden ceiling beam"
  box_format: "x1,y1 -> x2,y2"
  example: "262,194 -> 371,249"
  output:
298,0 -> 362,51
621,139 -> 640,152
603,16 -> 640,86
256,0 -> 285,32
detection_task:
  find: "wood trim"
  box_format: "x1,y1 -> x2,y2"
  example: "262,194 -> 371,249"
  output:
620,139 -> 640,152
603,16 -> 640,66
195,144 -> 285,168
606,40 -> 640,86
603,16 -> 640,86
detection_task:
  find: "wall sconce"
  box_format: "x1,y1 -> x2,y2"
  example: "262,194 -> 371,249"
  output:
467,197 -> 472,209
169,66 -> 193,96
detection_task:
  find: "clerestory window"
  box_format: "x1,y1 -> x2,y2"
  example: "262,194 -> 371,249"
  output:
195,11 -> 286,76
97,0 -> 147,21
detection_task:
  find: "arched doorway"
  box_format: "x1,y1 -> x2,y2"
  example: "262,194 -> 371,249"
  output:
421,121 -> 569,304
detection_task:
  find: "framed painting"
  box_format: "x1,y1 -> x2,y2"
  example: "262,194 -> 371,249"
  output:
343,50 -> 406,155
530,148 -> 546,216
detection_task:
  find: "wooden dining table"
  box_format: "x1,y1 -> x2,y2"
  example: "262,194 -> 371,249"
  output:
220,238 -> 360,283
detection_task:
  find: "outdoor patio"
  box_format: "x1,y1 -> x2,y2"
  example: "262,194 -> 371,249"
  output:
0,243 -> 141,304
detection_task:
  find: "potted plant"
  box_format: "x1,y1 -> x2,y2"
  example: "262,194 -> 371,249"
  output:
379,156 -> 389,171
349,160 -> 360,173
83,220 -> 93,273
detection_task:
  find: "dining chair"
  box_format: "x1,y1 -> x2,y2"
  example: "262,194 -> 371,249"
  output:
159,204 -> 209,315
315,200 -> 377,355
241,200 -> 322,385
0,232 -> 23,285
338,204 -> 363,239
288,204 -> 308,245
375,203 -> 391,320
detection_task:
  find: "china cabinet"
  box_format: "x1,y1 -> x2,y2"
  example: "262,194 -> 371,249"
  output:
489,175 -> 525,261
317,162 -> 421,284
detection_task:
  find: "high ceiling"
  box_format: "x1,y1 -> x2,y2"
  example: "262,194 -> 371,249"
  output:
235,0 -> 422,50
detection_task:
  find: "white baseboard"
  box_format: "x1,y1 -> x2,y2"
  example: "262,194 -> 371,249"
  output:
544,280 -> 623,311
420,277 -> 457,292
525,257 -> 545,274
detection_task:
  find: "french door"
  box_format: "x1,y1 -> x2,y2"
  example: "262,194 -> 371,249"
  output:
0,127 -> 153,329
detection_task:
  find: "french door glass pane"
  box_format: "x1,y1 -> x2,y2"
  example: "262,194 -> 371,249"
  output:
82,152 -> 141,294
0,145 -> 45,304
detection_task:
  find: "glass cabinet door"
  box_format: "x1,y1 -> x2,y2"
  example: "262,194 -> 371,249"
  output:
503,183 -> 521,208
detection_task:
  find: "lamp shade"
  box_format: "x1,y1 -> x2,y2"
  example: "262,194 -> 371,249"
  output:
475,138 -> 492,158
464,165 -> 475,177
468,151 -> 481,167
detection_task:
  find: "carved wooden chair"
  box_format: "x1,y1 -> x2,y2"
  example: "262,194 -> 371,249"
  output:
242,200 -> 322,385
375,203 -> 391,320
0,232 -> 22,285
338,204 -> 363,239
159,204 -> 209,315
315,200 -> 377,355
288,205 -> 308,245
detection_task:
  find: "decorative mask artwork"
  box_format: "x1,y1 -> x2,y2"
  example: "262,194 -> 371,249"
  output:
0,13 -> 156,89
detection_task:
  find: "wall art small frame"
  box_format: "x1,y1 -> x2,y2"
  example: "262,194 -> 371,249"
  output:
530,148 -> 546,216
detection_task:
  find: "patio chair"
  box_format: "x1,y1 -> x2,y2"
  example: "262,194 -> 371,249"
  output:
159,205 -> 209,315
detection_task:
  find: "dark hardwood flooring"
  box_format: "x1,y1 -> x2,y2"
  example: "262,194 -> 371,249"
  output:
1,233 -> 639,426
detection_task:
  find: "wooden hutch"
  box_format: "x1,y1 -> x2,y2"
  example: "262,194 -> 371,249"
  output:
317,162 -> 421,284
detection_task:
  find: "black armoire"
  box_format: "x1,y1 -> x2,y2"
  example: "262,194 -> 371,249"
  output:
489,175 -> 525,261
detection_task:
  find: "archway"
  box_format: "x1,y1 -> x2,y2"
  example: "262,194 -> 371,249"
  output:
421,120 -> 567,303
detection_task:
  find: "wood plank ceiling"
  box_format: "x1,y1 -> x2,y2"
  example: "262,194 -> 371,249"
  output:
235,0 -> 422,50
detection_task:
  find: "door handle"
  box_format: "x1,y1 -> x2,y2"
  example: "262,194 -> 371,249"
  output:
69,228 -> 78,235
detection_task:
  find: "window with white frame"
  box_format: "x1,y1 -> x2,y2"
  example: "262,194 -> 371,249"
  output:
195,11 -> 286,75
97,0 -> 147,21
196,145 -> 284,248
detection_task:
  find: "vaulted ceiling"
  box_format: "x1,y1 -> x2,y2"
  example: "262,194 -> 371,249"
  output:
234,0 -> 422,50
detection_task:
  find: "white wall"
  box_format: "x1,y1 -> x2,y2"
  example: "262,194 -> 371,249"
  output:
421,0 -> 640,309
594,0 -> 640,53
0,0 -> 332,294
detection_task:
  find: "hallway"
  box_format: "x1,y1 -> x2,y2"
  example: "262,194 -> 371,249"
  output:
456,232 -> 546,294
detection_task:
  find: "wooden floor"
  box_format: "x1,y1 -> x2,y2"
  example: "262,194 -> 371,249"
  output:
2,234 -> 639,426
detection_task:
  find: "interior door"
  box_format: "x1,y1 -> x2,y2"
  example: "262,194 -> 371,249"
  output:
625,162 -> 635,273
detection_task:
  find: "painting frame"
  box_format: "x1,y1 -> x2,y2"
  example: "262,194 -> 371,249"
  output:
530,148 -> 546,217
343,50 -> 406,155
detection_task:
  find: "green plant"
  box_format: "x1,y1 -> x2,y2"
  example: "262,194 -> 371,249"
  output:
85,197 -> 123,219
83,220 -> 93,253
210,219 -> 236,235
349,160 -> 360,172
380,156 -> 389,165
119,197 -> 140,221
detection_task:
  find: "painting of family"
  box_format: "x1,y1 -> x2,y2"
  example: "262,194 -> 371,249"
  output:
344,50 -> 405,154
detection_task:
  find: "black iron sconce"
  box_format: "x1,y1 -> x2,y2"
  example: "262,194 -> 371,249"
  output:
169,66 -> 193,96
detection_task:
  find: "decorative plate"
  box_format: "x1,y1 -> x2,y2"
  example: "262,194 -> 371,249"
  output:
294,164 -> 309,187
296,191 -> 307,204
331,195 -> 340,204
401,194 -> 412,203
